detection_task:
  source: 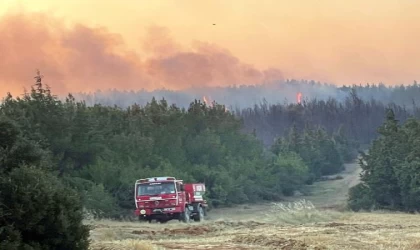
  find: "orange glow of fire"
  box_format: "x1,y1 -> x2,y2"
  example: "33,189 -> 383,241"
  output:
297,92 -> 302,104
203,96 -> 213,106
202,95 -> 229,112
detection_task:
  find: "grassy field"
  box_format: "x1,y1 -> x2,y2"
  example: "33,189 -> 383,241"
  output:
87,161 -> 420,250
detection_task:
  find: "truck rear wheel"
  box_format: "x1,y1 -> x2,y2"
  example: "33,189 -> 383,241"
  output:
193,206 -> 204,222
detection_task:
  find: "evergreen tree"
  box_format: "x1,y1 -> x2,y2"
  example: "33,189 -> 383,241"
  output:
0,114 -> 89,249
349,109 -> 420,211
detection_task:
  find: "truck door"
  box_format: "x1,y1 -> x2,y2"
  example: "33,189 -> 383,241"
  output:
176,182 -> 186,206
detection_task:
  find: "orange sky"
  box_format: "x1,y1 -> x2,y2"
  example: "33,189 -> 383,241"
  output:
1,0 -> 420,96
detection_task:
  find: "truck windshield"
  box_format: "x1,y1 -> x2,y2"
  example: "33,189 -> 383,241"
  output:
137,182 -> 176,196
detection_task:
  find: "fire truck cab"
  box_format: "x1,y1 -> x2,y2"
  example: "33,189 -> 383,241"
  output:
134,177 -> 207,223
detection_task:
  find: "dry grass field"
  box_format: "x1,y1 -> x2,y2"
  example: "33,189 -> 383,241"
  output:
87,162 -> 420,250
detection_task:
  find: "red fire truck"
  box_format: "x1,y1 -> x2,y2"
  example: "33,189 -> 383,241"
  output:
134,176 -> 208,223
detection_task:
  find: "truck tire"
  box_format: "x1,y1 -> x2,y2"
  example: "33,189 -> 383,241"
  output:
180,207 -> 190,223
193,206 -> 204,222
139,216 -> 150,223
158,219 -> 168,224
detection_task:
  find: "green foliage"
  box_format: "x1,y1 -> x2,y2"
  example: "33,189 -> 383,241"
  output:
63,176 -> 120,219
1,75 -> 329,217
333,125 -> 359,163
271,124 -> 357,181
266,152 -> 309,196
348,183 -> 374,211
0,167 -> 90,250
348,109 -> 420,212
1,72 -> 360,219
0,107 -> 89,249
0,116 -> 50,174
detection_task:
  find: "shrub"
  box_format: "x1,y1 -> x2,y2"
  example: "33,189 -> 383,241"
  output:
0,167 -> 90,250
348,183 -> 374,211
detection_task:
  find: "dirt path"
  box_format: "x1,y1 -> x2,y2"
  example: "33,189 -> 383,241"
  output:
291,160 -> 362,209
208,160 -> 362,221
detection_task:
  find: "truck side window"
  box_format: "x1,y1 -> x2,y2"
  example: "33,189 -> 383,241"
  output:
176,183 -> 181,192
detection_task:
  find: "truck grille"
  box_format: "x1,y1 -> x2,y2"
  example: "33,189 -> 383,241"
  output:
143,199 -> 175,208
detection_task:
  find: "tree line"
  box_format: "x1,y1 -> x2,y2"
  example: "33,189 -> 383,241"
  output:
73,80 -> 420,111
238,90 -> 419,146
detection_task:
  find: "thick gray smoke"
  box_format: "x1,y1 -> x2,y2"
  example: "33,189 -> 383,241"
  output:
69,80 -> 367,110
71,80 -> 420,110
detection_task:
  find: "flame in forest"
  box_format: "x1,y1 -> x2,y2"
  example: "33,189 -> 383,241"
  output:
297,92 -> 302,104
202,95 -> 229,112
203,96 -> 213,106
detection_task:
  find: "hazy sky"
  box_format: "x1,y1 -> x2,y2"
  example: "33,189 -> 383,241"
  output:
1,0 -> 420,96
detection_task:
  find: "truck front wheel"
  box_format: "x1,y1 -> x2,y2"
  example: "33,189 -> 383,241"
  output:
180,208 -> 191,223
158,219 -> 168,224
139,216 -> 151,223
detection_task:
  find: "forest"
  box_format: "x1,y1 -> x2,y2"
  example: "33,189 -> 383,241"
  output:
1,72 -> 420,249
0,73 -> 359,217
239,91 -> 419,146
74,80 -> 420,146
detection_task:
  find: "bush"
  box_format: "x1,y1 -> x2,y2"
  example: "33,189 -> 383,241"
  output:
0,167 -> 90,250
63,176 -> 120,219
348,183 -> 374,211
268,152 -> 309,196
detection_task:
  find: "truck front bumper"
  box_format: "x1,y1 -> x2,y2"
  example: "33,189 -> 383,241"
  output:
135,207 -> 181,216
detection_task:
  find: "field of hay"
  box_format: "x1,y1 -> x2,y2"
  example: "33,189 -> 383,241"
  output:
88,162 -> 420,250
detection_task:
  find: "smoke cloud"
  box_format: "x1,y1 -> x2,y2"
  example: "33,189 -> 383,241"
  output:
0,12 -> 283,97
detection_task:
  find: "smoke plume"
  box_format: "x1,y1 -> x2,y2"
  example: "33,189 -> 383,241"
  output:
0,12 -> 283,97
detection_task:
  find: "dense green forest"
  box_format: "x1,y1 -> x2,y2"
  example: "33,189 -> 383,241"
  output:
1,73 -> 357,219
348,109 -> 420,212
